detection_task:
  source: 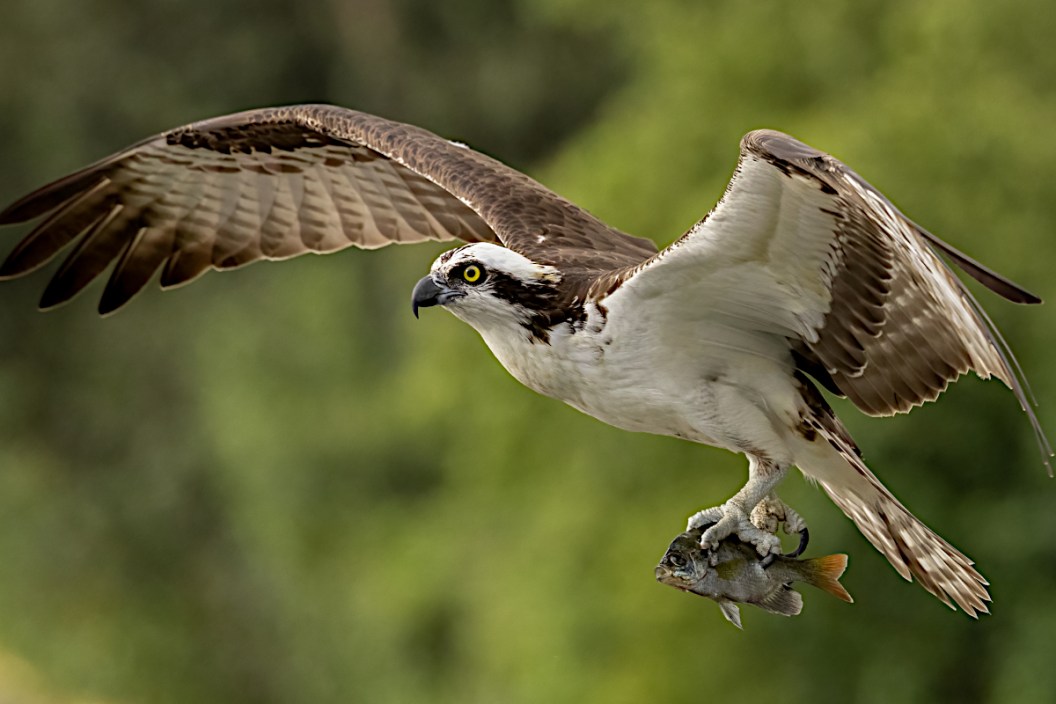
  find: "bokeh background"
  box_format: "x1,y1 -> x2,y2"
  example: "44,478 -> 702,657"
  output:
0,1 -> 1054,702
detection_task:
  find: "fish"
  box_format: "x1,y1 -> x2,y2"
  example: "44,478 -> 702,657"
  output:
655,524 -> 853,628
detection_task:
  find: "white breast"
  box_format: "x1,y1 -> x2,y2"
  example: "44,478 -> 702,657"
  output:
476,300 -> 803,462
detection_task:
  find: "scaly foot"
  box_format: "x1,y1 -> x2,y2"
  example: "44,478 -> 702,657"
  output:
686,502 -> 782,557
750,495 -> 810,558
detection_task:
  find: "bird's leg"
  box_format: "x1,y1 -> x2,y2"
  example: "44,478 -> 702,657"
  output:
750,493 -> 809,557
686,456 -> 788,556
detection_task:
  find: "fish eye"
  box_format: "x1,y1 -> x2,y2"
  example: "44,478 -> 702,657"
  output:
461,264 -> 485,285
668,553 -> 688,569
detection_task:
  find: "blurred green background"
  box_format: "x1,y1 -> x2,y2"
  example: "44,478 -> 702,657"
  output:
0,0 -> 1054,702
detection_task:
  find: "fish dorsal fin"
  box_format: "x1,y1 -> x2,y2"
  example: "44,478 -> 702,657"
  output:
756,585 -> 803,617
718,600 -> 743,629
801,554 -> 854,603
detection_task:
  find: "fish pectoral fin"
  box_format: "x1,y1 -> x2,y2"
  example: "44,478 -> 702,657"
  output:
755,585 -> 803,617
718,600 -> 743,629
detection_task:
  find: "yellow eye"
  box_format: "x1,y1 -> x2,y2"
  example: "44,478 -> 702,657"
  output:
462,264 -> 483,283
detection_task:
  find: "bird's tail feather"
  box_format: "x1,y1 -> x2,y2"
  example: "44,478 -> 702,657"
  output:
795,376 -> 990,616
819,475 -> 990,616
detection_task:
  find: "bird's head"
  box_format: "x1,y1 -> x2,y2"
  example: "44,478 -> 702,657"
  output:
411,243 -> 562,334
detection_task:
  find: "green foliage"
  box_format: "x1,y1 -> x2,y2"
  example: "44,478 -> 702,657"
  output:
0,1 -> 1053,702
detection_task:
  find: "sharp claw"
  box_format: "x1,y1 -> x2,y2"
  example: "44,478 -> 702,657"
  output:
783,527 -> 810,558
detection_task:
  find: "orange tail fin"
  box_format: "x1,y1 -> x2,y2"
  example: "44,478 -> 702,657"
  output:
802,554 -> 854,603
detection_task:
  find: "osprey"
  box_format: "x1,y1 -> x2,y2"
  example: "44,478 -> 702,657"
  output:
0,104 -> 1049,616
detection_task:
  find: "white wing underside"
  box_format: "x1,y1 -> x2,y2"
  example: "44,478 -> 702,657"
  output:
604,131 -> 1048,467
600,129 -> 1048,615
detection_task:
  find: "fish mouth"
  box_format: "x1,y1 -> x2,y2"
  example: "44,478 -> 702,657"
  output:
655,567 -> 694,588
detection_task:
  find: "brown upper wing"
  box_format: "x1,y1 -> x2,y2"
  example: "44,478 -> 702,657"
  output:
0,104 -> 655,313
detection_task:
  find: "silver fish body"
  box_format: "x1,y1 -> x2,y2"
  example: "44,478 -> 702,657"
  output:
655,526 -> 852,628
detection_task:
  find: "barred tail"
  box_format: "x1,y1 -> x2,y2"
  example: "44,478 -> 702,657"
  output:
795,377 -> 991,617
819,475 -> 990,616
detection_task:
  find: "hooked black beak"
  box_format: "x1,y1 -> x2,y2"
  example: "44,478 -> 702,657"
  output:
411,276 -> 462,318
411,276 -> 441,318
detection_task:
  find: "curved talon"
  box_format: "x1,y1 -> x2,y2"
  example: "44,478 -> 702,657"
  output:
684,521 -> 718,548
687,520 -> 717,539
783,527 -> 810,558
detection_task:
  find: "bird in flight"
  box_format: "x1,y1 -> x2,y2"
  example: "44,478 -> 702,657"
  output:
0,104 -> 1049,616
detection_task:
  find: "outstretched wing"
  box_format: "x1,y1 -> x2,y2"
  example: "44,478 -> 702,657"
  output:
0,104 -> 656,314
601,129 -> 1050,468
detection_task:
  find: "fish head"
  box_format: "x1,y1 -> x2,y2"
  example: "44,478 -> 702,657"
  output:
654,531 -> 709,589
